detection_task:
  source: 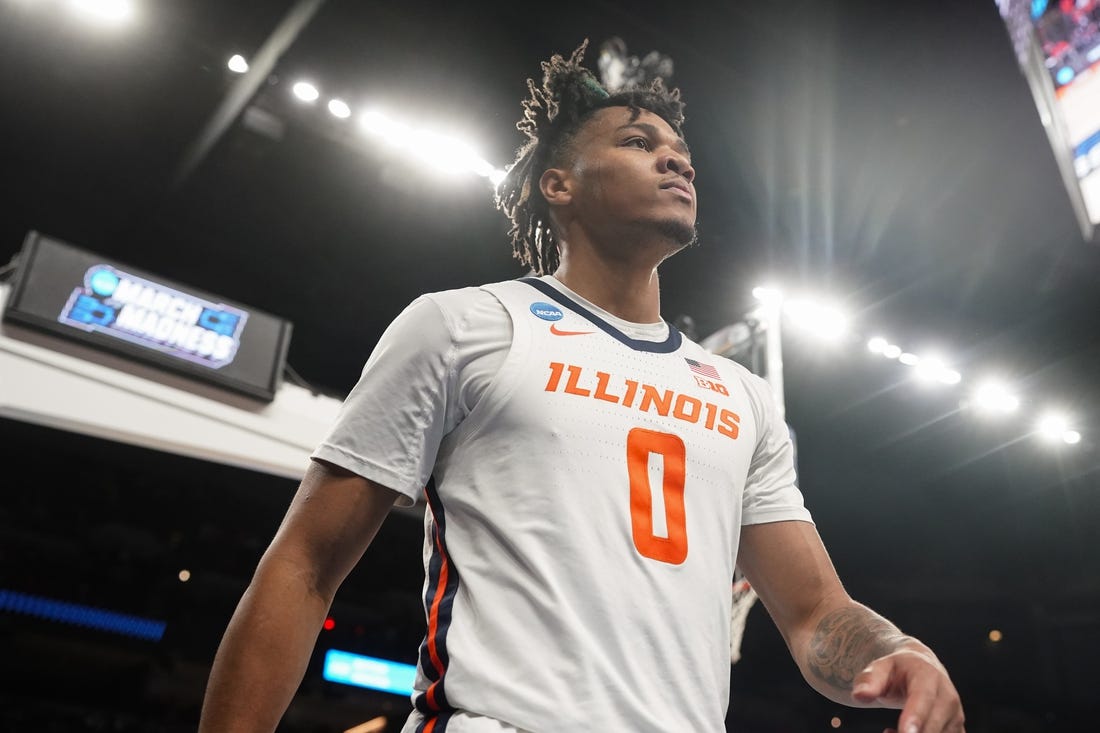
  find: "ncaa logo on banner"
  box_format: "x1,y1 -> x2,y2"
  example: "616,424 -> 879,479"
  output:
529,302 -> 563,321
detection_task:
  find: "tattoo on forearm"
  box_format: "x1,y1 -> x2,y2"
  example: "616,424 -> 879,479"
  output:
807,607 -> 908,692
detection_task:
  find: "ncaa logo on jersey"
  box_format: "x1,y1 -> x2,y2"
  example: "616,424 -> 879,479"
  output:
529,302 -> 564,321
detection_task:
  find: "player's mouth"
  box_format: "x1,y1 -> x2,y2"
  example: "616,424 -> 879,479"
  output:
659,179 -> 694,203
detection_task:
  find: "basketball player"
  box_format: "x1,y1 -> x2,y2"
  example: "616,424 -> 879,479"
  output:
199,43 -> 964,733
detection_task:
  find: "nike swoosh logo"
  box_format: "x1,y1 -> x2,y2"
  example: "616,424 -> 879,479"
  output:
549,324 -> 595,336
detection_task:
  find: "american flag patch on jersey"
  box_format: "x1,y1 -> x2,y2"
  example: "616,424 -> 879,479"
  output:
685,358 -> 721,381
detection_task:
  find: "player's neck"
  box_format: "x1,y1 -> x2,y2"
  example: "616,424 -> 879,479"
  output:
552,243 -> 662,324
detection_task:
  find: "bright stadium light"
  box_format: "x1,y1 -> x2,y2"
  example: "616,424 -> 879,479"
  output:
327,98 -> 351,119
358,109 -> 388,134
1038,414 -> 1082,445
882,344 -> 902,359
867,337 -> 889,354
972,380 -> 1020,415
898,352 -> 920,366
359,109 -> 414,147
910,355 -> 961,386
471,159 -> 498,178
292,81 -> 320,103
409,130 -> 491,176
751,285 -> 784,307
69,0 -> 134,25
227,54 -> 249,73
938,369 -> 962,385
359,111 -> 497,178
1037,413 -> 1069,442
352,105 -> 506,185
914,356 -> 943,381
444,143 -> 496,178
784,298 -> 848,341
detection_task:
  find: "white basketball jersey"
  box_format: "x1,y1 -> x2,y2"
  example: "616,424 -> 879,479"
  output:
401,277 -> 811,733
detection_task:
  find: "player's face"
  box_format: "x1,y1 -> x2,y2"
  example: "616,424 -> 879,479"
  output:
567,106 -> 697,251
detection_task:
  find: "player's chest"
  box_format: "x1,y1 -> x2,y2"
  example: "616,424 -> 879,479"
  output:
499,334 -> 757,484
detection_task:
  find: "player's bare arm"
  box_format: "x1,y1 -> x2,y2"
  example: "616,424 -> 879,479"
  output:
738,520 -> 965,733
199,460 -> 401,733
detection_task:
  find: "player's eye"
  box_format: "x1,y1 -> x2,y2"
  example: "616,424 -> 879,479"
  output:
623,136 -> 651,151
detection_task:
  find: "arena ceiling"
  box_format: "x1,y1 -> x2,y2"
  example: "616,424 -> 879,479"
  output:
1,0 -> 1097,730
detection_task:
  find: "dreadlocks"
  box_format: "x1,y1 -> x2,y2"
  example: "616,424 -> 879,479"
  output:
495,40 -> 687,275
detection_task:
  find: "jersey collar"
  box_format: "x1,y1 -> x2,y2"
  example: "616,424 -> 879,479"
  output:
520,277 -> 683,354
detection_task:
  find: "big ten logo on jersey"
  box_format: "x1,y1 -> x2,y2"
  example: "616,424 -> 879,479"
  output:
693,375 -> 728,395
543,361 -> 740,441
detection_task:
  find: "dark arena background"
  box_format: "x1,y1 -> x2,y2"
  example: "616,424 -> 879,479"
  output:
1,1 -> 1099,731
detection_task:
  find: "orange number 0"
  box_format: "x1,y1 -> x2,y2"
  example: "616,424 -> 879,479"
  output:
626,427 -> 688,564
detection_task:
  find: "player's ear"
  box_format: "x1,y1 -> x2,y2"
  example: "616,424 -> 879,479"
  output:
539,167 -> 572,206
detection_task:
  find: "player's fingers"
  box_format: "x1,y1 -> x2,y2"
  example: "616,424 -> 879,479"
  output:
852,660 -> 891,703
895,677 -> 938,733
886,724 -> 960,733
916,680 -> 965,733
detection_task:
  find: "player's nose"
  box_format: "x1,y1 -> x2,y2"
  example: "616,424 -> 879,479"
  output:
660,151 -> 695,184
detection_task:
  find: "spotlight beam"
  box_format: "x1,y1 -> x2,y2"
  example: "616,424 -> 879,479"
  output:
925,433 -> 1034,483
865,407 -> 964,451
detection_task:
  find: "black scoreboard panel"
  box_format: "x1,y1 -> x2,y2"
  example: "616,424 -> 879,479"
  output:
3,232 -> 292,402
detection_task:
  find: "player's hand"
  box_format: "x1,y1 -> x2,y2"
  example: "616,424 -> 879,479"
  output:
851,646 -> 965,733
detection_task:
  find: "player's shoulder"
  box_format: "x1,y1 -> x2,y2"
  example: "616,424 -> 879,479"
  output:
412,281 -> 492,312
411,279 -> 516,334
422,277 -> 542,311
